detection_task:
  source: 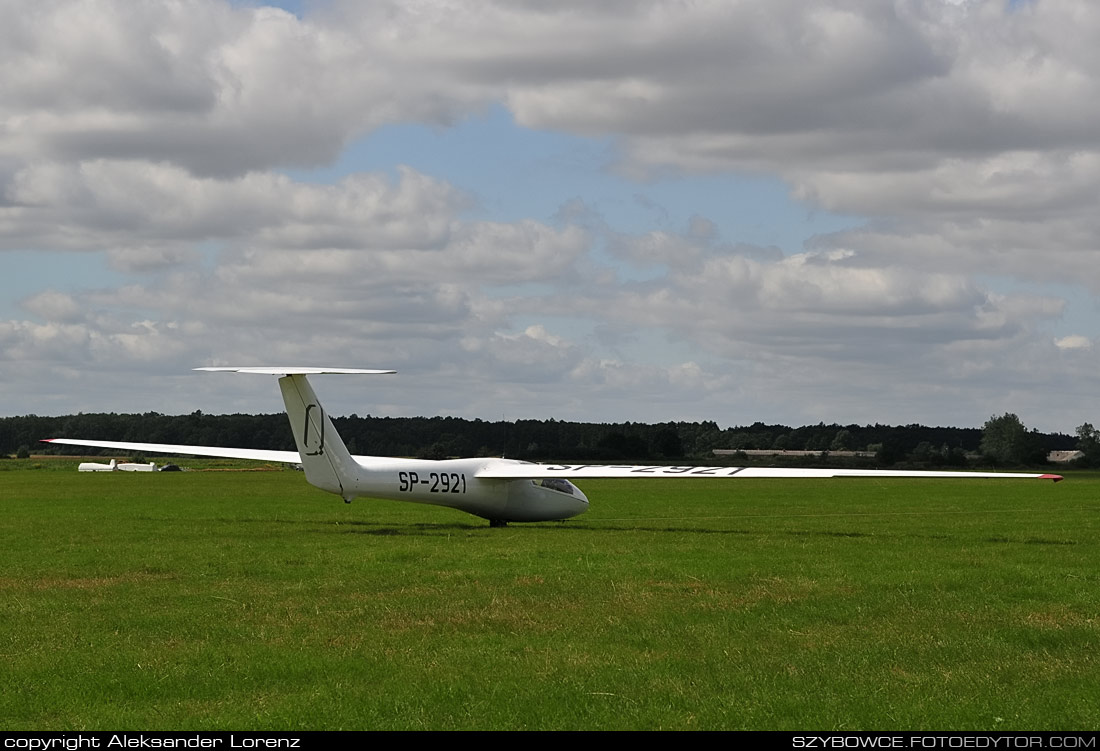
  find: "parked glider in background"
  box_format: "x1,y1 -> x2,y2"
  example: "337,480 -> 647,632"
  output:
45,368 -> 1063,527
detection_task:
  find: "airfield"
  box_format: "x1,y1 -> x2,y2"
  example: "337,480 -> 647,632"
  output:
2,457 -> 1096,730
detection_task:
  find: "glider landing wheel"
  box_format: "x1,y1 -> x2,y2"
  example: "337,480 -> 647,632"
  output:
489,519 -> 508,528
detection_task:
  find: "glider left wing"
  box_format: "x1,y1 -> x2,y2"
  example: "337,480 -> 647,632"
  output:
42,438 -> 300,464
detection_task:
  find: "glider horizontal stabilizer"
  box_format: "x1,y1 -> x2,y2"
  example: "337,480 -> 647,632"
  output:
194,367 -> 396,375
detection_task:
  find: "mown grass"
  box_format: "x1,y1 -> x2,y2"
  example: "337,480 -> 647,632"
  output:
1,458 -> 1097,730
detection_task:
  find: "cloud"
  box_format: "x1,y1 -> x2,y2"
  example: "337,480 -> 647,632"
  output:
1,0 -> 477,177
7,1 -> 1100,182
20,290 -> 83,323
1054,334 -> 1091,350
2,160 -> 466,251
2,0 -> 1098,433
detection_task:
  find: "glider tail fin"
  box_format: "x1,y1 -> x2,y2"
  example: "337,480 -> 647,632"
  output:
278,374 -> 362,501
195,367 -> 394,501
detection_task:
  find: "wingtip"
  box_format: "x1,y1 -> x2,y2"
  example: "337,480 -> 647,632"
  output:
1039,474 -> 1064,482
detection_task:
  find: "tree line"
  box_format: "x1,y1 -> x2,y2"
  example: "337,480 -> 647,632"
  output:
3,410 -> 1091,468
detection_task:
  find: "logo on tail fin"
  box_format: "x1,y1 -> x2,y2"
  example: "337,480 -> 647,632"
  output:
303,403 -> 324,456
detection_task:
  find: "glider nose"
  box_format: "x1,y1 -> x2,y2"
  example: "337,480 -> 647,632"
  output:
562,480 -> 590,518
571,482 -> 590,508
521,477 -> 590,520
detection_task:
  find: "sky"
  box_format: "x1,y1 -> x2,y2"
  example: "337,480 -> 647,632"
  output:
2,0 -> 1098,434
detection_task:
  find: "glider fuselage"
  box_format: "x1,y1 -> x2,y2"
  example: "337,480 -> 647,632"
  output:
337,456 -> 591,522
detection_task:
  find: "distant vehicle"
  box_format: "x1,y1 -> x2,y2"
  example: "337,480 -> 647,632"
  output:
159,464 -> 182,472
78,459 -> 117,472
118,462 -> 157,472
46,368 -> 1063,527
76,459 -> 157,472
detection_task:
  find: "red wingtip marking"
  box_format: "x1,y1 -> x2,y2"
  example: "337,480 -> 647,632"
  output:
1039,474 -> 1063,482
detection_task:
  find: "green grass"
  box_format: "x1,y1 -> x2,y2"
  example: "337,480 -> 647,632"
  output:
1,459 -> 1097,730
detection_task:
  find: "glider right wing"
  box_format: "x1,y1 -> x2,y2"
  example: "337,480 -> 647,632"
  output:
474,463 -> 1063,481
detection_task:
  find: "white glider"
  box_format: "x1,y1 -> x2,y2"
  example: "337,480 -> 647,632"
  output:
45,368 -> 1063,526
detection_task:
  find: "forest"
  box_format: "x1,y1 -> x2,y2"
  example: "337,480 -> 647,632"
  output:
2,410 -> 1086,468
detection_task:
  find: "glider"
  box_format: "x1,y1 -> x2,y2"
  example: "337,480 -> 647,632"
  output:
44,368 -> 1062,527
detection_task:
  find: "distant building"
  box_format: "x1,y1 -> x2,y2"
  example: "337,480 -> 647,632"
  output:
1047,450 -> 1084,463
713,449 -> 876,458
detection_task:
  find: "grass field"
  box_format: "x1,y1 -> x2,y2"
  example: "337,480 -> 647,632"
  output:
1,458 -> 1097,730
